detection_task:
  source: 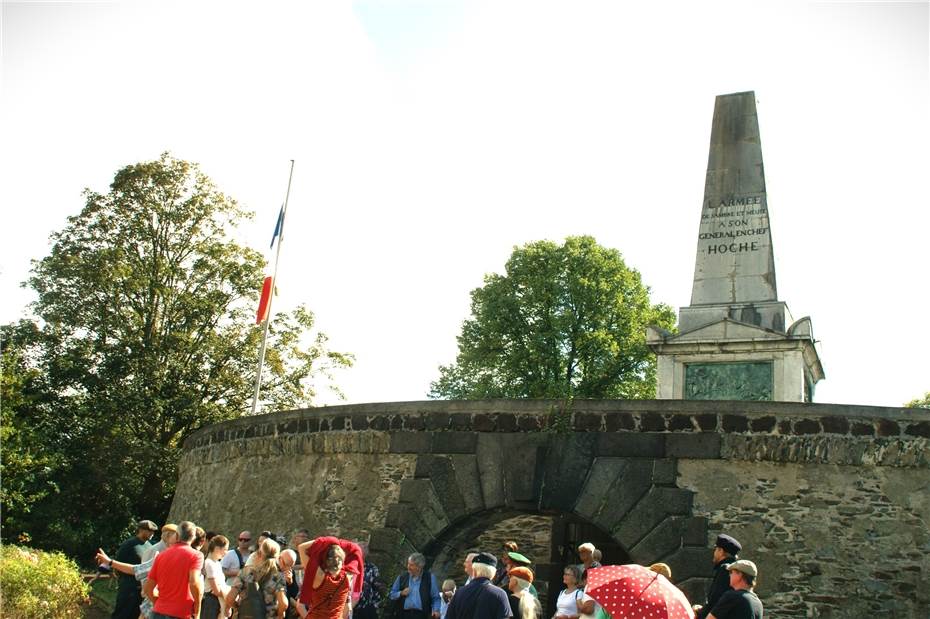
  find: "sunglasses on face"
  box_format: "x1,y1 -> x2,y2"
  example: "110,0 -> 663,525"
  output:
239,538 -> 251,542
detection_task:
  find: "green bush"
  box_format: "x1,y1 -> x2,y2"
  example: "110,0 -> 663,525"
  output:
0,544 -> 89,618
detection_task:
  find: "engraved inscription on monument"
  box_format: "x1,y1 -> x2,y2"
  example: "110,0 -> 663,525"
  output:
698,194 -> 770,256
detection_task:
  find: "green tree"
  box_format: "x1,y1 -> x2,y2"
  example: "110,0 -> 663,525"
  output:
1,323 -> 60,542
905,392 -> 930,409
430,236 -> 675,400
2,154 -> 352,557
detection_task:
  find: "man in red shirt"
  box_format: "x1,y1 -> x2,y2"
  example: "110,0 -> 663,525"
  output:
143,520 -> 204,619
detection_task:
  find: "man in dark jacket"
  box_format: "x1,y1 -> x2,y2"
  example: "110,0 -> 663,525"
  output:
446,553 -> 512,619
111,520 -> 157,619
694,534 -> 742,619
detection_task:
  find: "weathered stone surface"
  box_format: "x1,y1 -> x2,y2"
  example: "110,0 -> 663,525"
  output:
171,442 -> 413,541
905,422 -> 930,438
591,459 -> 655,533
641,412 -> 667,431
414,456 -> 467,523
793,418 -> 820,435
721,435 -> 930,468
596,432 -> 664,457
573,457 -> 630,523
722,414 -> 749,433
450,454 -> 485,515
666,432 -> 721,459
613,487 -> 694,548
669,414 -> 695,431
501,434 -> 546,506
575,412 -> 603,432
605,412 -> 636,431
663,546 -> 714,581
695,413 -> 718,431
749,415 -> 776,432
629,515 -> 687,563
651,458 -> 677,486
430,431 -> 477,454
390,431 -> 430,453
538,434 -> 597,512
876,418 -> 900,437
475,434 -> 505,509
820,416 -> 849,435
395,479 -> 452,548
679,459 -> 930,617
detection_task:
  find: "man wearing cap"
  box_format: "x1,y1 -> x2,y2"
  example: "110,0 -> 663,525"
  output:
142,524 -> 178,563
695,534 -> 742,619
112,520 -> 157,619
707,560 -> 764,619
445,553 -> 512,619
506,552 -> 538,598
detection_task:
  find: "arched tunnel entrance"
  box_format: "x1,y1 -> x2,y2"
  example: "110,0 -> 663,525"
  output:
367,433 -> 715,606
424,508 -> 632,616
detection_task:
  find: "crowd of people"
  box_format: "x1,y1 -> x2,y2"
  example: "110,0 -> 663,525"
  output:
98,520 -> 763,619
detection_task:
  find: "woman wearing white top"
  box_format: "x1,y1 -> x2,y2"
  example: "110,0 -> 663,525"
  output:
203,535 -> 230,619
553,565 -> 583,619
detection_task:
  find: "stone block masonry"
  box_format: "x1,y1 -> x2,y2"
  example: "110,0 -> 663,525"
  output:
172,399 -> 928,618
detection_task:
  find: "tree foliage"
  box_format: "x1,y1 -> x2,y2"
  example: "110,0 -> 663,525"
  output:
430,236 -> 675,400
905,392 -> 930,409
1,154 -> 352,558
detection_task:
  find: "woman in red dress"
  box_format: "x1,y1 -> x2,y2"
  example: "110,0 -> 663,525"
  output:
296,537 -> 363,619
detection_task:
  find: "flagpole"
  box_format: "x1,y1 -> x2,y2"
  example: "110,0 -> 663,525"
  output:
251,159 -> 295,415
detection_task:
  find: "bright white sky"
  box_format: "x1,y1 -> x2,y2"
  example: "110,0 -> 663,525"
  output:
2,0 -> 928,409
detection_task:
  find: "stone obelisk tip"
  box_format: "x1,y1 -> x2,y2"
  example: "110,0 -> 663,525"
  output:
690,90 -> 777,307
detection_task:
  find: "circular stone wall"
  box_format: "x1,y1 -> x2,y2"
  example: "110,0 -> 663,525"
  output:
171,399 -> 929,617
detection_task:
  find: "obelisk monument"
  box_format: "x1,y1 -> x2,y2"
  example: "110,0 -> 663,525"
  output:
648,91 -> 824,402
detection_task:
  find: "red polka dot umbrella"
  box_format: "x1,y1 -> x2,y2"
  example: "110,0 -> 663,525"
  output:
585,564 -> 694,619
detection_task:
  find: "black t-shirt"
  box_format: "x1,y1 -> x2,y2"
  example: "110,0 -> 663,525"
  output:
709,589 -> 764,619
114,536 -> 150,583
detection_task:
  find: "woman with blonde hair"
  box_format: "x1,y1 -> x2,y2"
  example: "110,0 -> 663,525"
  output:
507,567 -> 541,619
226,538 -> 288,619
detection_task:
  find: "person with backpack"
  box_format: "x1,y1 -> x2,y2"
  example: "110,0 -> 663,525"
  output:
388,553 -> 441,619
225,538 -> 288,619
224,532 -> 254,587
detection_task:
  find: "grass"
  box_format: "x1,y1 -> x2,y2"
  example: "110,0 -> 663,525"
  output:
85,575 -> 117,618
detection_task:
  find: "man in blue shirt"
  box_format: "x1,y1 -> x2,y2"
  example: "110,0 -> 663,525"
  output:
389,552 -> 441,618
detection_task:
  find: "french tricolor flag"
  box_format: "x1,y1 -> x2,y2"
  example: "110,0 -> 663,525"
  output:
256,276 -> 274,324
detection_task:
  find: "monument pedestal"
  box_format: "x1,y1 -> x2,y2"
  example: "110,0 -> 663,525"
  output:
648,316 -> 824,402
650,91 -> 824,402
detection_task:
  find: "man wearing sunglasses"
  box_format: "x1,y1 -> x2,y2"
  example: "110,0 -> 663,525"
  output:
222,531 -> 253,586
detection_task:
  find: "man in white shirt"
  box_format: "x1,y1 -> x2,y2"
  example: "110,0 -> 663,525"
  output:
221,530 -> 252,585
141,523 -> 178,563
